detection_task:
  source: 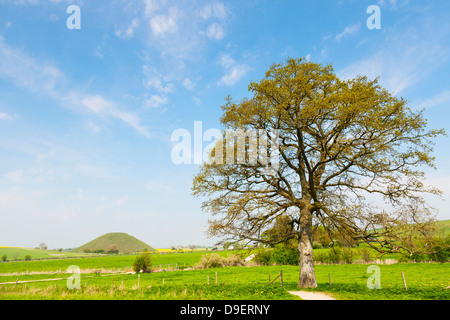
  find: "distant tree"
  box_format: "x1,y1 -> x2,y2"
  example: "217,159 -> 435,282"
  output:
1,255 -> 6,262
222,241 -> 232,250
133,252 -> 152,273
38,243 -> 47,250
24,255 -> 31,261
108,244 -> 119,254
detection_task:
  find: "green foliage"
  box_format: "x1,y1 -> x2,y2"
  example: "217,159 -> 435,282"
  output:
358,247 -> 374,263
327,247 -> 342,263
1,255 -> 6,262
133,252 -> 152,273
272,245 -> 299,266
342,248 -> 354,264
253,250 -> 273,266
195,253 -> 244,269
24,255 -> 31,261
429,235 -> 450,263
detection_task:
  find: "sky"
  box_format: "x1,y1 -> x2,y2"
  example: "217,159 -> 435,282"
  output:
0,0 -> 450,249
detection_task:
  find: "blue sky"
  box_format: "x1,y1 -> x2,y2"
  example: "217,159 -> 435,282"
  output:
0,0 -> 449,249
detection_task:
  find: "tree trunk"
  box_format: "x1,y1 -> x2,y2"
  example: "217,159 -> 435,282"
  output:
298,206 -> 317,288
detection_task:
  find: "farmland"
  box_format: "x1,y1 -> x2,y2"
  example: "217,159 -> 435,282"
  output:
0,249 -> 448,300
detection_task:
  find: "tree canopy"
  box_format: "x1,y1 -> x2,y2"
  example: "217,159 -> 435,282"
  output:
192,57 -> 445,287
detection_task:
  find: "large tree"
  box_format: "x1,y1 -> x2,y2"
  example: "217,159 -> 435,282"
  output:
192,58 -> 444,288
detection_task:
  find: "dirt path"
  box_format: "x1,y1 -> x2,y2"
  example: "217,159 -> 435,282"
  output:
288,291 -> 336,300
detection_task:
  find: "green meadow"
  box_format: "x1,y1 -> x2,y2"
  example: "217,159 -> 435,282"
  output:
0,249 -> 448,300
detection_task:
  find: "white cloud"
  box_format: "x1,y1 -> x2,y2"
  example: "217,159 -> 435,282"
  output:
0,37 -> 150,138
145,180 -> 175,194
142,65 -> 175,93
206,22 -> 225,40
145,95 -> 168,109
81,95 -> 111,114
67,93 -> 150,138
338,24 -> 450,95
150,7 -> 180,36
4,169 -> 24,184
115,196 -> 129,206
144,0 -> 161,17
377,0 -> 410,9
0,112 -> 14,120
334,24 -> 360,41
0,37 -> 65,94
419,90 -> 450,109
218,54 -> 249,86
115,18 -> 139,39
200,2 -> 227,20
182,78 -> 195,90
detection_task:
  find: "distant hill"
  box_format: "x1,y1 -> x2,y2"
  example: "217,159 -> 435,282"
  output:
73,233 -> 156,253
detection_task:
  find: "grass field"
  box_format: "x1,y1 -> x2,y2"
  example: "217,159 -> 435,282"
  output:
0,247 -> 92,260
0,249 -> 448,300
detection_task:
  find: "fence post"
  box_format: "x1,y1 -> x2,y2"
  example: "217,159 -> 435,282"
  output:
401,272 -> 407,290
280,271 -> 283,287
329,273 -> 332,288
138,274 -> 140,288
215,272 -> 218,284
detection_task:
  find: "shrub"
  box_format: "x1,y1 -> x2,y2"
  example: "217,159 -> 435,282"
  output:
342,248 -> 354,264
410,252 -> 429,262
24,255 -> 31,261
225,254 -> 244,266
430,246 -> 450,263
328,247 -> 342,263
254,250 -> 273,266
313,250 -> 327,264
133,252 -> 152,273
398,255 -> 411,263
196,254 -> 224,269
358,247 -> 374,263
272,245 -> 299,265
430,236 -> 450,263
312,242 -> 322,249
1,255 -> 6,262
195,253 -> 245,269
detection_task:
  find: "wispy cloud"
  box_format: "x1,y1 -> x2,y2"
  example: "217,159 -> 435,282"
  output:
419,90 -> 450,109
338,22 -> 450,95
78,94 -> 150,138
0,112 -> 14,120
115,18 -> 139,39
144,94 -> 168,109
150,7 -> 180,36
0,36 -> 65,95
218,54 -> 249,86
0,37 -> 150,138
334,24 -> 360,42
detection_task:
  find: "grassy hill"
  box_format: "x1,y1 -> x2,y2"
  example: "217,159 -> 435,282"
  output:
73,233 -> 156,253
